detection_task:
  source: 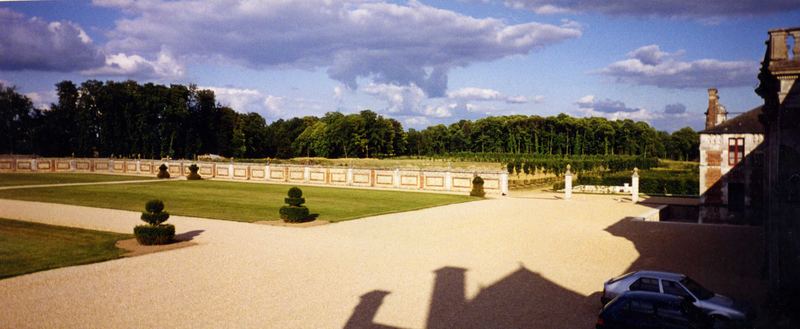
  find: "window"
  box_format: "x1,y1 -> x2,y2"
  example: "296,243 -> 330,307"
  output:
629,300 -> 656,315
662,280 -> 692,299
630,277 -> 660,292
728,138 -> 745,165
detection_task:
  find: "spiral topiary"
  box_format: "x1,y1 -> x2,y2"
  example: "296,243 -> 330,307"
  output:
135,199 -> 175,245
157,163 -> 170,179
470,175 -> 486,197
279,187 -> 318,223
187,164 -> 202,180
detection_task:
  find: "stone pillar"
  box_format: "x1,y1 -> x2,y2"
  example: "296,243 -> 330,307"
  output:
500,172 -> 509,196
31,158 -> 37,172
229,163 -> 234,178
265,164 -> 270,181
394,169 -> 400,188
445,171 -> 452,191
347,168 -> 353,186
136,160 -> 141,174
304,166 -> 310,183
631,167 -> 640,203
564,164 -> 572,200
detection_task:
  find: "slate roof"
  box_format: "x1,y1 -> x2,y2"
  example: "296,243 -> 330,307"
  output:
701,105 -> 764,134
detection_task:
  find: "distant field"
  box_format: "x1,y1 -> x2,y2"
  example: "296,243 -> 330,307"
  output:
0,180 -> 475,223
0,218 -> 130,279
0,173 -> 154,187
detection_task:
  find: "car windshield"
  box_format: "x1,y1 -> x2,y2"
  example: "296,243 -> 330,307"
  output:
681,277 -> 714,300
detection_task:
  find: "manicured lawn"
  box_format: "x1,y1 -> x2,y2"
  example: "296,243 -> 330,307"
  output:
0,180 -> 476,222
0,218 -> 131,279
0,173 -> 154,187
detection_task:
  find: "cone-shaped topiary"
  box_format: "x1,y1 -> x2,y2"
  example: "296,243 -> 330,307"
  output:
279,187 -> 318,223
135,199 -> 175,245
157,164 -> 170,179
470,175 -> 486,197
187,164 -> 202,180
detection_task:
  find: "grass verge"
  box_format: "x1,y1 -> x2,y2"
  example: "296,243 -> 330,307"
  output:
0,218 -> 131,279
0,173 -> 155,187
0,180 -> 476,222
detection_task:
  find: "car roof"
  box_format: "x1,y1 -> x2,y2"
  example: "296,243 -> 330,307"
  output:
632,270 -> 686,281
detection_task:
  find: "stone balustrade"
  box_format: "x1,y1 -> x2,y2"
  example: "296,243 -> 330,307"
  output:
0,157 -> 508,196
768,27 -> 800,62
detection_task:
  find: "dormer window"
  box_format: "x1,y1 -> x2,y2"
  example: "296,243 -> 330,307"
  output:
728,138 -> 745,165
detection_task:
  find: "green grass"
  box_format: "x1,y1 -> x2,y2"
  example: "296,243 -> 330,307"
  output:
0,180 -> 475,222
0,173 -> 154,187
0,218 -> 131,279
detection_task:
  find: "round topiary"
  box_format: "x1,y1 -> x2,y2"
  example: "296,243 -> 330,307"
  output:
135,199 -> 174,245
157,164 -> 170,179
279,186 -> 318,223
187,164 -> 202,180
470,175 -> 486,197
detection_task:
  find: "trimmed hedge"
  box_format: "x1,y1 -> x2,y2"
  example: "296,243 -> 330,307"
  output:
279,187 -> 318,223
187,164 -> 202,180
157,164 -> 170,179
134,224 -> 175,245
470,176 -> 486,197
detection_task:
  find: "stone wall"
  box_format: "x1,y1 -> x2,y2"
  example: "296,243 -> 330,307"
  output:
698,133 -> 765,223
0,157 -> 508,195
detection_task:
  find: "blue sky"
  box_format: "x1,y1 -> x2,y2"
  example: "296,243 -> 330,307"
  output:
2,0 -> 798,132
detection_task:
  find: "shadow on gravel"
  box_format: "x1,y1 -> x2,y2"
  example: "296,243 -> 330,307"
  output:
345,215 -> 767,329
344,265 -> 600,329
175,230 -> 204,241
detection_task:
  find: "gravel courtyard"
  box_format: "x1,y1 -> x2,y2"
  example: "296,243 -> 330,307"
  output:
0,193 -> 764,328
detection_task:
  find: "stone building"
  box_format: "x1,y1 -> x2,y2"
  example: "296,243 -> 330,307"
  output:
698,88 -> 765,224
755,27 -> 800,298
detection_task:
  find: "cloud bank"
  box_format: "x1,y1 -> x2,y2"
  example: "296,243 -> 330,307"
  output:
94,0 -> 581,96
598,45 -> 757,89
503,0 -> 798,17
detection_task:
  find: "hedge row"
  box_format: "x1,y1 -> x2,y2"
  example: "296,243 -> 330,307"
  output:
553,170 -> 698,196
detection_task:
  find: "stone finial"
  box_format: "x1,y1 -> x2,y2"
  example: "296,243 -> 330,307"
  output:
633,167 -> 639,177
565,164 -> 572,175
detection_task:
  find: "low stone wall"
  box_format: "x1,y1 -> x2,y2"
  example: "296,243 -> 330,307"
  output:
0,157 -> 508,195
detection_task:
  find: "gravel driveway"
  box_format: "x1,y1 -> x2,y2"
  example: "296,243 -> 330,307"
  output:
0,193 -> 764,328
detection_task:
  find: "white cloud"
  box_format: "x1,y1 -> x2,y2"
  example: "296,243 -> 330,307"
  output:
576,94 -> 643,113
598,45 -> 758,89
24,90 -> 57,109
82,49 -> 184,79
446,87 -> 529,104
501,0 -> 798,18
361,83 -> 427,115
574,96 -> 704,131
203,86 -> 283,118
94,0 -> 581,96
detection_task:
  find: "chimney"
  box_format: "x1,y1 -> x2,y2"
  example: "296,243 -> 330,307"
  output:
706,88 -> 719,129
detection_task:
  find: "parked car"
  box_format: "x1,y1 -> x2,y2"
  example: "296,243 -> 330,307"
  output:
596,291 -> 714,329
601,271 -> 754,327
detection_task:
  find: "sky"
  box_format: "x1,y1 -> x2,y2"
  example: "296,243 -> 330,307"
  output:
1,0 -> 798,132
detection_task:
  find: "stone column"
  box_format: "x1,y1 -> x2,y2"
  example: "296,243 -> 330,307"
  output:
564,164 -> 572,200
631,167 -> 640,203
347,168 -> 353,186
500,172 -> 509,196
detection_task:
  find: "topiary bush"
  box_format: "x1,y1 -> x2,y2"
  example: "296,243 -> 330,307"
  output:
135,199 -> 175,245
187,164 -> 202,180
470,175 -> 486,197
279,187 -> 318,223
157,164 -> 170,179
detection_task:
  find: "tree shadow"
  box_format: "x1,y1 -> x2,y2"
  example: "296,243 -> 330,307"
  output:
175,229 -> 204,242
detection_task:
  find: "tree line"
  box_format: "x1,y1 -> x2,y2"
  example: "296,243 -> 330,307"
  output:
1,80 -> 699,161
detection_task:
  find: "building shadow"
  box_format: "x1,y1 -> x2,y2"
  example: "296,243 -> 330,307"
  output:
345,265 -> 600,329
604,218 -> 766,306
